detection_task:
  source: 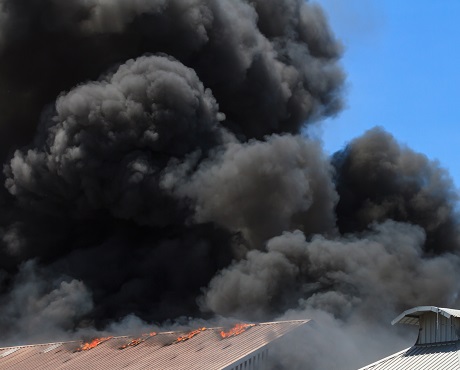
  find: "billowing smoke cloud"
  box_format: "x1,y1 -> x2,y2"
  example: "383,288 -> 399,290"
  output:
0,0 -> 343,162
203,220 -> 460,367
0,0 -> 343,341
198,129 -> 460,368
205,221 -> 446,319
333,127 -> 460,253
5,54 -> 225,223
0,260 -> 93,345
164,134 -> 338,250
0,0 -> 458,369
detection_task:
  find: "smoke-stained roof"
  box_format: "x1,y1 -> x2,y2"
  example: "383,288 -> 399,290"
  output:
0,320 -> 309,370
358,343 -> 460,370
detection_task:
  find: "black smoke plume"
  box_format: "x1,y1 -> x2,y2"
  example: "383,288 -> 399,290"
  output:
0,1 -> 458,369
333,127 -> 460,254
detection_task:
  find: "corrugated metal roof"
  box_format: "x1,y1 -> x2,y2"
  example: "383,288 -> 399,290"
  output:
0,320 -> 310,370
358,342 -> 460,370
440,308 -> 460,318
392,306 -> 460,326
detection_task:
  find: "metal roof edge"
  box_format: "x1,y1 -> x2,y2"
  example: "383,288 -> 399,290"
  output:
356,347 -> 410,370
0,319 -> 312,351
391,306 -> 458,326
258,319 -> 311,326
0,340 -> 80,351
218,319 -> 312,370
218,344 -> 271,370
456,341 -> 460,366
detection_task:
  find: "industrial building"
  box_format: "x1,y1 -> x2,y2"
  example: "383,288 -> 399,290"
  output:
359,306 -> 460,369
0,319 -> 309,370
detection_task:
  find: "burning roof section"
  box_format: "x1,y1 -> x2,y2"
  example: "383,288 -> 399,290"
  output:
0,320 -> 310,370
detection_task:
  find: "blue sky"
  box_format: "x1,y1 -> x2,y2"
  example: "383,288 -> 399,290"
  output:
314,0 -> 460,188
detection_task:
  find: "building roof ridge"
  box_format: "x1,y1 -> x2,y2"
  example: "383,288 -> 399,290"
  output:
0,318 -> 311,351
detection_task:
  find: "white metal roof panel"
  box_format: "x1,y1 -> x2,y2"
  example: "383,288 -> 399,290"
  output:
358,342 -> 460,370
0,320 -> 310,370
440,308 -> 460,318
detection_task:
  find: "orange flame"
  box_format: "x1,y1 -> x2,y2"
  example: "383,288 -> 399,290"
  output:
119,332 -> 157,350
220,323 -> 255,339
74,337 -> 113,352
173,327 -> 206,344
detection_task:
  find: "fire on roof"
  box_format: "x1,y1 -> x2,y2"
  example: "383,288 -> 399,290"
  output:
0,320 -> 310,370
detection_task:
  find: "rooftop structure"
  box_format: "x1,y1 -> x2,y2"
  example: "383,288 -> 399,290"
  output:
0,319 -> 310,370
359,306 -> 460,369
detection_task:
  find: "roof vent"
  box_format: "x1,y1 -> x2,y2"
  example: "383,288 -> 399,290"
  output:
392,306 -> 460,345
43,343 -> 62,353
1,348 -> 19,358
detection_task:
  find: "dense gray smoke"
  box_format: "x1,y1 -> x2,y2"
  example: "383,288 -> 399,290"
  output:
199,128 -> 460,368
333,128 -> 460,254
0,260 -> 93,345
203,221 -> 460,319
0,1 -> 459,369
164,134 -> 338,249
6,55 -> 225,224
0,0 -> 343,162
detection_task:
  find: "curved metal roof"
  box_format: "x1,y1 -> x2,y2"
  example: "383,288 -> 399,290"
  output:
360,306 -> 460,369
392,306 -> 460,326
